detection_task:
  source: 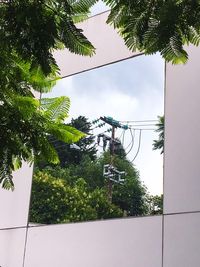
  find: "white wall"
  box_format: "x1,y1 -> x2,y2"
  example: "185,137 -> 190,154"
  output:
24,216 -> 162,267
164,45 -> 200,214
0,163 -> 33,229
163,45 -> 200,266
53,11 -> 142,78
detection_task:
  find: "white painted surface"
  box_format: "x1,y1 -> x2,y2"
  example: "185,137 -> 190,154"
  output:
163,212 -> 200,267
0,163 -> 33,229
164,45 -> 200,214
0,228 -> 26,267
53,11 -> 142,78
24,216 -> 162,267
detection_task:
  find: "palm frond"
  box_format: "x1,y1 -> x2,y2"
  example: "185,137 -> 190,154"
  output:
41,96 -> 70,123
153,116 -> 164,154
14,58 -> 59,93
59,18 -> 95,56
47,124 -> 85,144
38,138 -> 60,164
0,151 -> 14,191
161,34 -> 188,64
12,96 -> 39,119
28,66 -> 60,93
188,26 -> 200,46
70,0 -> 99,14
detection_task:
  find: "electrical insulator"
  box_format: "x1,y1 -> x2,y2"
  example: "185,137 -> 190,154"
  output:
97,135 -> 100,145
103,135 -> 107,151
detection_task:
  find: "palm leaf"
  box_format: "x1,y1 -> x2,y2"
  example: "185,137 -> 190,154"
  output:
28,66 -> 60,93
188,26 -> 200,46
13,58 -> 59,93
0,151 -> 14,191
41,96 -> 70,123
161,34 -> 188,64
59,18 -> 95,56
12,96 -> 39,119
38,138 -> 60,164
69,0 -> 99,13
47,124 -> 85,144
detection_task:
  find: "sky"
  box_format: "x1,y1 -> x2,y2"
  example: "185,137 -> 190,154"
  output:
90,1 -> 108,15
45,53 -> 164,195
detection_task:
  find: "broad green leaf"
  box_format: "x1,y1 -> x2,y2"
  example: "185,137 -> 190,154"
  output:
41,96 -> 70,123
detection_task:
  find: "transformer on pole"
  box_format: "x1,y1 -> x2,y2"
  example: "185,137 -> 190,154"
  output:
99,116 -> 128,202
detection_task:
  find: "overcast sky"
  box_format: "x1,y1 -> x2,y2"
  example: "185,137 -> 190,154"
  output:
45,53 -> 164,195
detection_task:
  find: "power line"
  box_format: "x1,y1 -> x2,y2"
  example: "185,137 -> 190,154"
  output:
128,123 -> 157,127
131,129 -> 142,163
129,127 -> 157,131
119,119 -> 158,123
125,128 -> 135,156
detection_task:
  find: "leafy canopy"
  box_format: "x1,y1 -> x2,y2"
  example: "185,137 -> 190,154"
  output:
0,0 -> 96,75
0,0 -> 97,190
0,92 -> 84,190
30,170 -> 123,224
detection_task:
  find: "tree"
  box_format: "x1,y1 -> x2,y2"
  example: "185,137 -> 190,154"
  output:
30,170 -> 123,224
0,93 -> 84,190
0,0 -> 95,75
70,116 -> 97,161
49,116 -> 97,167
103,0 -> 200,64
0,0 -> 96,189
146,194 -> 163,215
68,151 -> 148,216
153,116 -> 164,154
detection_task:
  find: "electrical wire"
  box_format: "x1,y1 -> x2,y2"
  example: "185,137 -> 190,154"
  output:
128,123 -> 157,127
118,128 -> 125,141
129,127 -> 157,131
131,129 -> 142,163
125,128 -> 135,156
119,119 -> 158,123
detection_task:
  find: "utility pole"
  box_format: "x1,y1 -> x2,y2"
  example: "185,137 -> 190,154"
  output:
99,116 -> 128,202
107,124 -> 115,202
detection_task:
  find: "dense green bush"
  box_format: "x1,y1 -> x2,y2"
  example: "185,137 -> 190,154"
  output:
30,171 -> 123,224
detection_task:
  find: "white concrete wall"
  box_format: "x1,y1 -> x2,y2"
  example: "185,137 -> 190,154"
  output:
0,163 -> 33,229
0,228 -> 27,267
163,45 -> 200,266
164,45 -> 200,214
24,216 -> 162,267
53,11 -> 142,78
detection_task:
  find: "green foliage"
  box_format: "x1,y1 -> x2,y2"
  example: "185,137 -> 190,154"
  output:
104,0 -> 200,64
30,170 -> 123,224
0,95 -> 84,190
38,150 -> 148,217
0,0 -> 98,190
41,97 -> 70,122
68,155 -> 105,189
37,116 -> 97,168
146,194 -> 163,215
153,116 -> 164,154
70,116 -> 97,160
31,130 -> 158,223
0,0 -> 95,75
